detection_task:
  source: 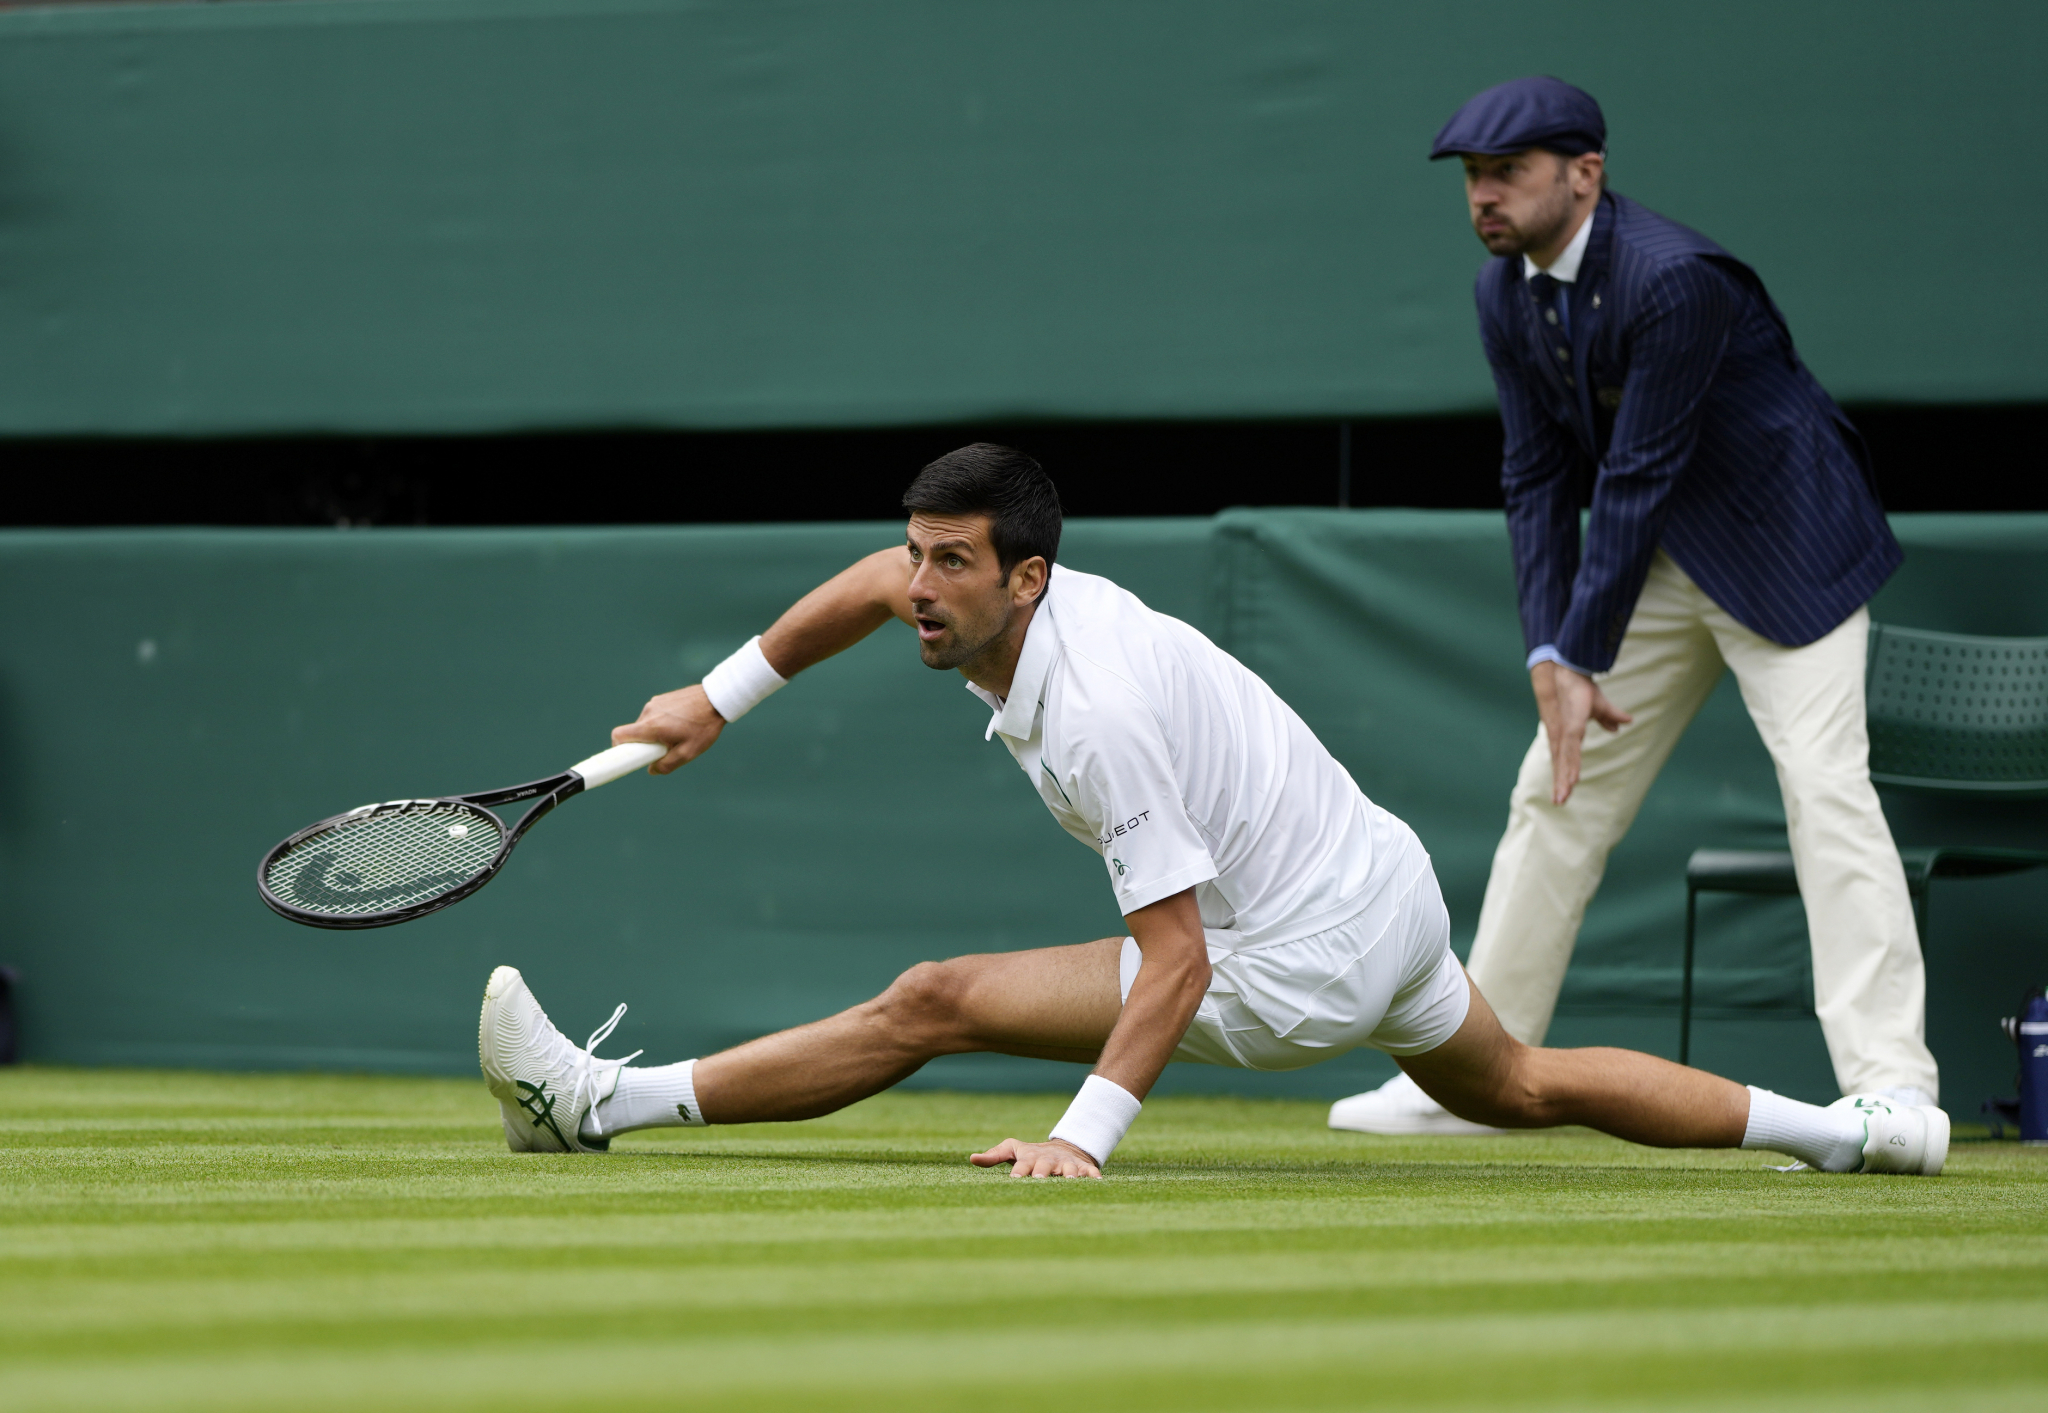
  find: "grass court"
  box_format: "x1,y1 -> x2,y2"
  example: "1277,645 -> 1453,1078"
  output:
3,1066 -> 2044,1412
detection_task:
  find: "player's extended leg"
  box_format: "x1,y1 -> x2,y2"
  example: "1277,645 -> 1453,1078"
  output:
1398,974 -> 1948,1172
1399,974 -> 1748,1146
690,939 -> 1123,1123
478,941 -> 1124,1152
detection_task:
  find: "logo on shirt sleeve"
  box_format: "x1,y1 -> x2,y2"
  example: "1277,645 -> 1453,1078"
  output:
1098,810 -> 1152,851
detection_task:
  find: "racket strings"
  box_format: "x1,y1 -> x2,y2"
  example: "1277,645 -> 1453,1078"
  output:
265,804 -> 503,917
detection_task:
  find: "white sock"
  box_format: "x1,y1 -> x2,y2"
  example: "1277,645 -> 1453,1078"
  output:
580,1060 -> 707,1140
1740,1085 -> 1864,1172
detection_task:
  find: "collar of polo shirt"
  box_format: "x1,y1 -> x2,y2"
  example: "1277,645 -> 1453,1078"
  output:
966,566 -> 1064,741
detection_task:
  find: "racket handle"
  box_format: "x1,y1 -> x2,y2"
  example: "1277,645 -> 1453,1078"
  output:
570,741 -> 667,789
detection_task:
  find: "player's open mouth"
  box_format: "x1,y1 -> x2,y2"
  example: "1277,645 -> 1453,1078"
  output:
916,616 -> 947,639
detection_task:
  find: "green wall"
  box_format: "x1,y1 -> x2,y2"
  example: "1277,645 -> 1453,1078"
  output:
3,512 -> 2043,1108
0,0 -> 2040,435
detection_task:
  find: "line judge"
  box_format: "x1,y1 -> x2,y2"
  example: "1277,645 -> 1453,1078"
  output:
1332,77 -> 1936,1135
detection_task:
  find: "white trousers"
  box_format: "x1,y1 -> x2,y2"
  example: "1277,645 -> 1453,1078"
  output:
1465,551 -> 1938,1100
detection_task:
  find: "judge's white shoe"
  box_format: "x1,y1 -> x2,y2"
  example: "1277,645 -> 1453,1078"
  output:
1831,1093 -> 1950,1176
1328,1071 -> 1512,1137
478,965 -> 640,1154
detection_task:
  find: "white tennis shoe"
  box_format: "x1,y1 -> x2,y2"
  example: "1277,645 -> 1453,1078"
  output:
478,965 -> 640,1154
1830,1093 -> 1950,1176
1328,1071 -> 1512,1136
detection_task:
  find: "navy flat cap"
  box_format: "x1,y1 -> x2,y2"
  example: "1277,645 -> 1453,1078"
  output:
1429,76 -> 1605,160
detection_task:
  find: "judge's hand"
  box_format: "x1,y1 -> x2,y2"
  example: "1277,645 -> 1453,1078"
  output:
970,1137 -> 1103,1179
1531,661 -> 1633,805
612,683 -> 727,775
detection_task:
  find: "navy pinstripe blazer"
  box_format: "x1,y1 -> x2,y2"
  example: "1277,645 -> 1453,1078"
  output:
1479,191 -> 1901,673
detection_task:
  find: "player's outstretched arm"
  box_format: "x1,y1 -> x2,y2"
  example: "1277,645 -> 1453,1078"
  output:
614,546 -> 915,774
970,888 -> 1210,1177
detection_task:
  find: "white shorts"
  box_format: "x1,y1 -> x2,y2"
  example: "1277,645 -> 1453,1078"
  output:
1117,853 -> 1469,1071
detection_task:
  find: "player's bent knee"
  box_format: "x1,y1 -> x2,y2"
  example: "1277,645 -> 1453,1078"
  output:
871,960 -> 971,1037
1416,1044 -> 1552,1129
1489,1051 -> 1575,1127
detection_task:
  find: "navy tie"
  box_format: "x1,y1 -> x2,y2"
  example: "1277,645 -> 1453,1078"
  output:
1530,271 -> 1571,340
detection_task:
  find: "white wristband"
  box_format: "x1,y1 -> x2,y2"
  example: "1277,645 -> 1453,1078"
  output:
700,636 -> 788,722
1049,1074 -> 1142,1167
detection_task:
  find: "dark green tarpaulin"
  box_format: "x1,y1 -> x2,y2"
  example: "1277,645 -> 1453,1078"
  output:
3,512 -> 2042,1105
0,0 -> 2041,434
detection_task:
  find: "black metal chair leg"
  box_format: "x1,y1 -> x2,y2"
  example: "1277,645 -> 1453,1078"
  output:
1681,885 -> 1697,1067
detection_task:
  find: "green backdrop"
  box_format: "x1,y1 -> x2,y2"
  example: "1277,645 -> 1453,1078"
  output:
0,0 -> 2040,434
2,512 -> 2042,1108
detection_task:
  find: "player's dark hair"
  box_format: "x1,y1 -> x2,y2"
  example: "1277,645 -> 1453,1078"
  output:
902,444 -> 1062,596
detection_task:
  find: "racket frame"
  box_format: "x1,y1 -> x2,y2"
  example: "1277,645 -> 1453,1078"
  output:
257,769 -> 589,930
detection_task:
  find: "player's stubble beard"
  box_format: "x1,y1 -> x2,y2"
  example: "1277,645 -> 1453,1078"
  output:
1473,160 -> 1576,259
916,579 -> 1022,675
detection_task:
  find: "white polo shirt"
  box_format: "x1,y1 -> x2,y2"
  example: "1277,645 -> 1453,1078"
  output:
965,564 -> 1418,949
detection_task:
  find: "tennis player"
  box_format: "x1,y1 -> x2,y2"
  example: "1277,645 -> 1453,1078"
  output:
477,444 -> 1946,1177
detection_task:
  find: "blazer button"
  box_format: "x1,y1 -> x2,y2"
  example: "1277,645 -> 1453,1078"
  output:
1564,375 -> 1577,387
1554,346 -> 1570,361
1545,308 -> 1559,325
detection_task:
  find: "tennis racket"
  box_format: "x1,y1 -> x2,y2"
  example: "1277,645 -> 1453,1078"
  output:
258,741 -> 667,930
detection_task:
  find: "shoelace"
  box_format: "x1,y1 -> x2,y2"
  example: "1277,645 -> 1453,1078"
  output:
574,1003 -> 643,1140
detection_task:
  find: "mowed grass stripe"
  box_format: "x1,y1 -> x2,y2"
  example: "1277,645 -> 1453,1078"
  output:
1,1306 -> 2043,1412
1,1069 -> 2042,1412
5,1265 -> 2047,1359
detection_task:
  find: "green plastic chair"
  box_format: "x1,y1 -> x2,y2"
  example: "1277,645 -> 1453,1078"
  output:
1680,624 -> 2048,1063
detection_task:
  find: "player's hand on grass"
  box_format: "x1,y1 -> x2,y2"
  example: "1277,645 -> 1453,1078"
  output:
971,1137 -> 1103,1179
1530,661 -> 1632,805
613,684 -> 727,775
